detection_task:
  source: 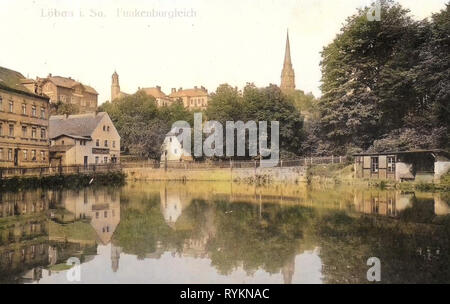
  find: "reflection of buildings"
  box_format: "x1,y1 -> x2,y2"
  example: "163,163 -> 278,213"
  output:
353,190 -> 450,217
56,188 -> 121,245
111,244 -> 122,273
160,186 -> 186,227
281,255 -> 295,284
0,191 -> 50,283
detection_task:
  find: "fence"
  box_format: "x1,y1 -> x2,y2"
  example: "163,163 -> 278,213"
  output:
0,164 -> 121,179
121,156 -> 348,170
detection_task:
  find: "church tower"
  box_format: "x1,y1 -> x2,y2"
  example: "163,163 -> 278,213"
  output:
280,30 -> 296,94
111,71 -> 120,101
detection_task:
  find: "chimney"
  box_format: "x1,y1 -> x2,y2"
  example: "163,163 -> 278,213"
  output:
201,86 -> 205,91
194,86 -> 198,90
171,88 -> 176,93
48,73 -> 52,78
156,85 -> 161,91
178,87 -> 182,92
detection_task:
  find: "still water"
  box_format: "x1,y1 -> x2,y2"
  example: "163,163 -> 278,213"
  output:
0,181 -> 449,284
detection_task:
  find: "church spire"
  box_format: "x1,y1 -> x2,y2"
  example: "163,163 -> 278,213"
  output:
283,30 -> 292,68
280,29 -> 296,94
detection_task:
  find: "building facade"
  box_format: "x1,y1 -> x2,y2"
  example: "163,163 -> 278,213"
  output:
280,30 -> 296,94
0,66 -> 50,168
160,128 -> 193,162
138,86 -> 173,107
168,86 -> 209,110
24,74 -> 98,113
354,150 -> 450,182
110,71 -> 209,109
49,112 -> 120,166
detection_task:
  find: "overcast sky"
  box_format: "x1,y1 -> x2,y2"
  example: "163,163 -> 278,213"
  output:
0,0 -> 446,103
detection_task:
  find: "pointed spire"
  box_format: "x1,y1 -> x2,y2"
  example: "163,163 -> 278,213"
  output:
280,29 -> 296,93
284,29 -> 292,68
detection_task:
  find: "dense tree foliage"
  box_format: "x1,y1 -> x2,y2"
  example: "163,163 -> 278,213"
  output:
315,0 -> 449,155
206,83 -> 305,158
99,92 -> 193,159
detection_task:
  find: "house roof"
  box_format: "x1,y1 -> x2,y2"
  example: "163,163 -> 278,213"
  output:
353,149 -> 450,157
49,112 -> 108,139
169,88 -> 208,98
0,66 -> 49,100
44,76 -> 98,95
139,87 -> 168,99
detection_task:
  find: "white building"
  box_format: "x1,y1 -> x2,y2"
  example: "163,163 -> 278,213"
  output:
160,128 -> 192,162
49,112 -> 120,166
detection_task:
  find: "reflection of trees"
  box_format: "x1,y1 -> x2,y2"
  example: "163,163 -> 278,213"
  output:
208,201 -> 314,276
314,210 -> 450,284
114,185 -> 450,283
113,195 -> 190,259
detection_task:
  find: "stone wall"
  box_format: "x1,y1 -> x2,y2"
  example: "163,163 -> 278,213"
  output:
123,165 -> 308,183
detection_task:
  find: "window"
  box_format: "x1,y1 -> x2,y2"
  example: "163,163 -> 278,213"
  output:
23,150 -> 28,160
96,212 -> 99,219
22,126 -> 27,137
107,126 -> 110,131
31,127 -> 37,139
8,124 -> 14,137
112,141 -> 116,148
40,128 -> 46,139
104,211 -> 108,218
371,157 -> 379,173
22,104 -> 26,115
104,156 -> 108,163
387,156 -> 396,173
95,156 -> 99,164
8,148 -> 12,161
0,96 -> 2,110
96,139 -> 99,147
40,151 -> 45,161
174,149 -> 177,154
0,123 -> 2,136
40,108 -> 45,119
9,101 -> 13,113
31,150 -> 36,161
31,105 -> 36,117
104,140 -> 108,147
103,125 -> 106,131
0,148 -> 3,160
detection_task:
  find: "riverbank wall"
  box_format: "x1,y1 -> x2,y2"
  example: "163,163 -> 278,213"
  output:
123,166 -> 310,183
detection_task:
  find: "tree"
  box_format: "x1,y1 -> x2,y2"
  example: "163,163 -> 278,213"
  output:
51,101 -> 80,116
318,0 -> 423,153
100,92 -> 194,159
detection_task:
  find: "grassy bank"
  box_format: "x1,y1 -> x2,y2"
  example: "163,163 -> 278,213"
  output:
0,171 -> 126,192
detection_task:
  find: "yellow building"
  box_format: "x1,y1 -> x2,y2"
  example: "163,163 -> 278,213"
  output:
169,86 -> 209,110
22,74 -> 98,114
0,66 -> 50,168
110,71 -> 209,109
49,112 -> 120,166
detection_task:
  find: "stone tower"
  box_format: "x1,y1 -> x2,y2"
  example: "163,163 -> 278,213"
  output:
111,71 -> 120,101
280,30 -> 296,94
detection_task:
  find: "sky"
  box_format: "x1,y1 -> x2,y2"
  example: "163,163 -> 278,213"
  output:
0,0 -> 447,104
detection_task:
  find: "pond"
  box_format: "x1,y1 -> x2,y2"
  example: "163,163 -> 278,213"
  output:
0,181 -> 449,284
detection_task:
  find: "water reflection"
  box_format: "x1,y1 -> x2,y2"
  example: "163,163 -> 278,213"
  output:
0,182 -> 449,283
